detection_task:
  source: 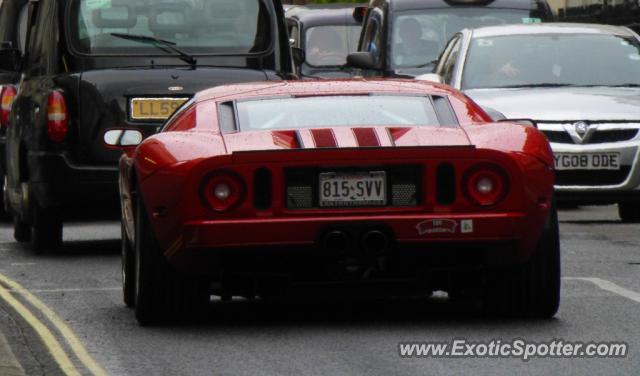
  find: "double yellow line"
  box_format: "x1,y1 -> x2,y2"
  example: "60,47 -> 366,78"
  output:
0,272 -> 108,376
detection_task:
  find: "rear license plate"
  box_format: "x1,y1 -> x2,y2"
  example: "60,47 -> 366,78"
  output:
319,171 -> 386,207
130,97 -> 189,121
554,152 -> 621,170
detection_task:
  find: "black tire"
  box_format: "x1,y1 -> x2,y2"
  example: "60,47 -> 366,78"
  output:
618,202 -> 640,223
13,216 -> 31,243
482,200 -> 561,318
134,195 -> 208,326
122,221 -> 135,308
31,201 -> 63,253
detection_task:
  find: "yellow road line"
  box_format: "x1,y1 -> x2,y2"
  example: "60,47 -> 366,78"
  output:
0,282 -> 81,376
0,273 -> 108,376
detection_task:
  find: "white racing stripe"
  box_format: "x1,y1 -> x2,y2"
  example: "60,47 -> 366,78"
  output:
564,277 -> 640,303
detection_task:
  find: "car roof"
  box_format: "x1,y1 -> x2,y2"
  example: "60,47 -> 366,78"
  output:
468,23 -> 636,38
385,0 -> 545,12
285,4 -> 361,26
195,79 -> 459,103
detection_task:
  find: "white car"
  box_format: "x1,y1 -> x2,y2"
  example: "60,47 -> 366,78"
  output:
421,23 -> 640,222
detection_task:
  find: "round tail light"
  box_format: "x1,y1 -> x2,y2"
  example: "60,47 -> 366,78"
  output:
0,85 -> 17,128
463,165 -> 508,206
201,172 -> 245,212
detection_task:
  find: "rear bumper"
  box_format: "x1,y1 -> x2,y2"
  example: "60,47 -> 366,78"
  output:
28,151 -> 118,210
166,212 -> 540,276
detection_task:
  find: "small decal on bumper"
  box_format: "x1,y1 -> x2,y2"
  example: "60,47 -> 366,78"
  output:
461,219 -> 474,234
416,219 -> 458,235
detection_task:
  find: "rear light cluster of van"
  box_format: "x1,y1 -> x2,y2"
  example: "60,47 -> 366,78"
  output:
46,91 -> 68,143
0,87 -> 68,143
0,85 -> 16,128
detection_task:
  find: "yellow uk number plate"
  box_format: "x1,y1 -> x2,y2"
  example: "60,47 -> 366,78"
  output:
130,97 -> 189,121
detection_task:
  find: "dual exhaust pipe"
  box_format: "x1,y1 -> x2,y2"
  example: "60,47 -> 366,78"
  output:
321,228 -> 392,256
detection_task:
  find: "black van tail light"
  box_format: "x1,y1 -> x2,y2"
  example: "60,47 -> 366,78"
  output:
47,91 -> 68,143
201,171 -> 245,212
463,164 -> 508,207
0,86 -> 17,128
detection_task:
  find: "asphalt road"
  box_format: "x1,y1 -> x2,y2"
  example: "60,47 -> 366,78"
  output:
0,205 -> 638,376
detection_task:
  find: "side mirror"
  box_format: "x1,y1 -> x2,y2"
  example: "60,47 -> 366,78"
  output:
352,6 -> 367,23
292,47 -> 305,67
347,52 -> 377,70
0,47 -> 21,71
415,73 -> 443,84
499,118 -> 538,128
104,129 -> 144,147
482,107 -> 507,121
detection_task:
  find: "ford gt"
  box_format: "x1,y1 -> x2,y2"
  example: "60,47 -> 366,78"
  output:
118,80 -> 559,324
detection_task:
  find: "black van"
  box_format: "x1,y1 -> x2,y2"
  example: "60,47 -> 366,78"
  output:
0,0 -> 29,216
5,0 -> 295,252
555,1 -> 640,33
347,0 -> 554,77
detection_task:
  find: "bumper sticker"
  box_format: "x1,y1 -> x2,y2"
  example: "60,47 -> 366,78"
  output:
416,219 -> 457,235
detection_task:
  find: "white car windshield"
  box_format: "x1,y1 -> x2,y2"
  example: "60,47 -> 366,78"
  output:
462,33 -> 640,89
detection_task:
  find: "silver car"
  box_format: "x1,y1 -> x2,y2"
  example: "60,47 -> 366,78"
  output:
421,23 -> 640,222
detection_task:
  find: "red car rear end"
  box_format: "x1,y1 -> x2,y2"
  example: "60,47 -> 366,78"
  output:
119,80 -> 559,325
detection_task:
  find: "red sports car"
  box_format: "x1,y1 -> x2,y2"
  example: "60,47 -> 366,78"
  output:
117,80 -> 559,324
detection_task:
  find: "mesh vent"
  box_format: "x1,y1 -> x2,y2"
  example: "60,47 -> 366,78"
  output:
286,186 -> 313,209
392,184 -> 417,206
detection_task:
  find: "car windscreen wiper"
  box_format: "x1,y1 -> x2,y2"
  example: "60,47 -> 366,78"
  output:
414,60 -> 438,69
495,83 -> 577,89
110,33 -> 197,67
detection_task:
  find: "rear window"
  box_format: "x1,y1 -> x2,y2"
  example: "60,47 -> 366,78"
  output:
69,0 -> 272,55
305,25 -> 361,67
233,95 -> 442,131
